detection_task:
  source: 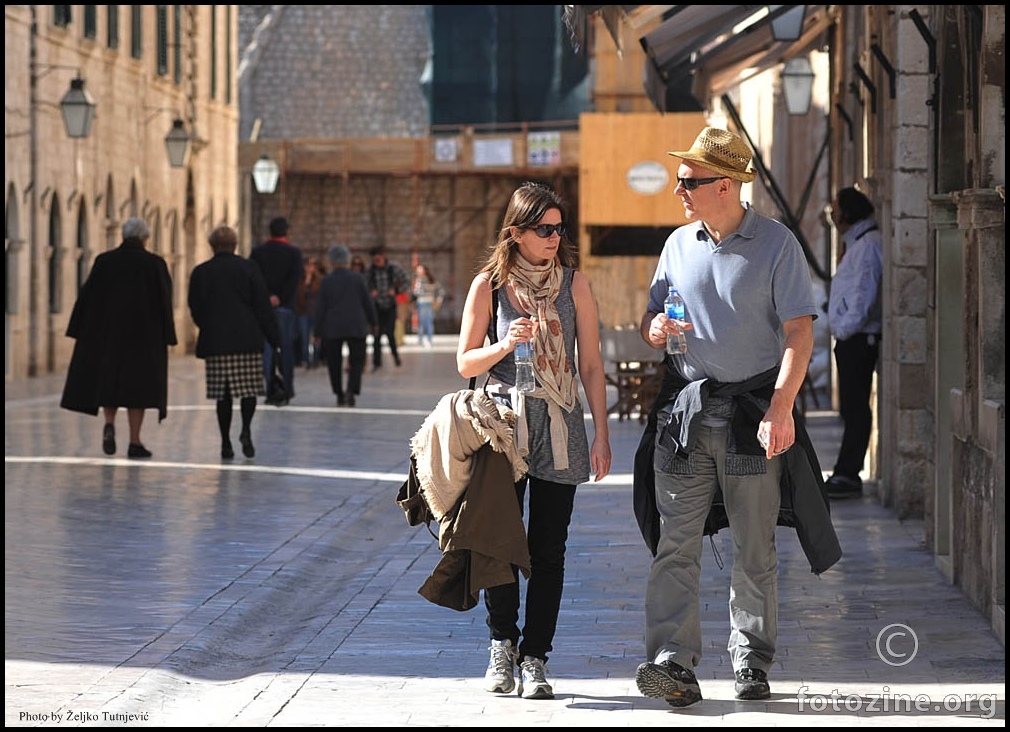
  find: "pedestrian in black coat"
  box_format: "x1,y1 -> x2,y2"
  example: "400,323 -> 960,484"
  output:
60,217 -> 177,459
314,244 -> 377,407
188,225 -> 281,459
249,216 -> 303,403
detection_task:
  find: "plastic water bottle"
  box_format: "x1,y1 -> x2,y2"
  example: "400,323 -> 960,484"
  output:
514,336 -> 536,393
664,287 -> 687,355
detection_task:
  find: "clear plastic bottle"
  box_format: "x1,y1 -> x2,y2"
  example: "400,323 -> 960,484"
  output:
664,287 -> 687,355
514,333 -> 536,393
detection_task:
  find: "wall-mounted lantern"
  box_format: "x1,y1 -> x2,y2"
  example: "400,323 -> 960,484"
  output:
145,108 -> 191,167
252,154 -> 280,194
59,76 -> 97,138
769,5 -> 807,42
164,119 -> 191,167
781,56 -> 816,115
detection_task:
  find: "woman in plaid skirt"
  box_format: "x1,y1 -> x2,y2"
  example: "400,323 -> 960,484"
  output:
188,226 -> 281,459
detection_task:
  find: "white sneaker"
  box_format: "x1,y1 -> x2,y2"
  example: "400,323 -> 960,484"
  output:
518,656 -> 554,699
484,639 -> 516,694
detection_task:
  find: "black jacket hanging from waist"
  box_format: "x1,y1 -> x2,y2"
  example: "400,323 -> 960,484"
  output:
633,361 -> 842,575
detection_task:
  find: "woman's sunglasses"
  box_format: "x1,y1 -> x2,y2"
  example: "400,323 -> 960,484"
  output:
528,223 -> 567,238
677,176 -> 726,191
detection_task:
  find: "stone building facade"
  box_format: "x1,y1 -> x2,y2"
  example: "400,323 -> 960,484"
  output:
5,5 -> 240,375
847,6 -> 1004,642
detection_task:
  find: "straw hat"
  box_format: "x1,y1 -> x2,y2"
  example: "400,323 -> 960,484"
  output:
669,127 -> 756,183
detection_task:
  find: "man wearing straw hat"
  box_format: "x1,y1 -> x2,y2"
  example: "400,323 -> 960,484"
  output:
633,127 -> 837,706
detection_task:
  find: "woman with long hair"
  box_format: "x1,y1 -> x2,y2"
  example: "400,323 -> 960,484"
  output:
411,263 -> 443,348
456,181 -> 611,700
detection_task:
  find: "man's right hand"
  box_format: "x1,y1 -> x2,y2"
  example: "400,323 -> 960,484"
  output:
642,311 -> 692,348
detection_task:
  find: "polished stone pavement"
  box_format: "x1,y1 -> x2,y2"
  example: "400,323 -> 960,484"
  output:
5,336 -> 1005,727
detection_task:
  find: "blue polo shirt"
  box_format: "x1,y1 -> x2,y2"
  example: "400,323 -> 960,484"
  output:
647,204 -> 817,383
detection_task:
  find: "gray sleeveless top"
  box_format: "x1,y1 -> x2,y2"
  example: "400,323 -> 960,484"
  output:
489,267 -> 591,485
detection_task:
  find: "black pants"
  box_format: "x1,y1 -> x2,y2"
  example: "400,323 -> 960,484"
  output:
833,333 -> 880,479
483,475 -> 577,663
372,306 -> 400,368
323,337 -> 367,398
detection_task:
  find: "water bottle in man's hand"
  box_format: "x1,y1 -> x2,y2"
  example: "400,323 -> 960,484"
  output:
665,287 -> 687,355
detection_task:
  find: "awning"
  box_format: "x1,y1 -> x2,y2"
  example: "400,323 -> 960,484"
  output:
691,5 -> 833,106
566,5 -> 833,112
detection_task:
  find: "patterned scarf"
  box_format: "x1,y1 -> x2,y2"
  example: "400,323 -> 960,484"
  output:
508,256 -> 578,412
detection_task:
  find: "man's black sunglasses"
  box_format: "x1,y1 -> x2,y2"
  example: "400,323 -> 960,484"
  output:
529,223 -> 567,238
677,176 -> 726,191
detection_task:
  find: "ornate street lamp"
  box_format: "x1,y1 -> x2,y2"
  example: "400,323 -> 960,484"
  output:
144,109 -> 191,167
781,57 -> 816,115
252,154 -> 280,194
58,76 -> 97,138
769,5 -> 807,42
164,118 -> 191,167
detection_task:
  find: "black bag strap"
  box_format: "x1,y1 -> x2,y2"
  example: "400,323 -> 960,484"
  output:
468,287 -> 499,390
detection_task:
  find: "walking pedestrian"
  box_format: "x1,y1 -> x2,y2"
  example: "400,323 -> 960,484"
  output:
457,180 -> 612,700
633,127 -> 840,707
315,244 -> 377,407
411,263 -> 444,348
60,217 -> 177,459
365,245 -> 409,370
250,217 -> 303,405
188,225 -> 281,459
296,255 -> 325,369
